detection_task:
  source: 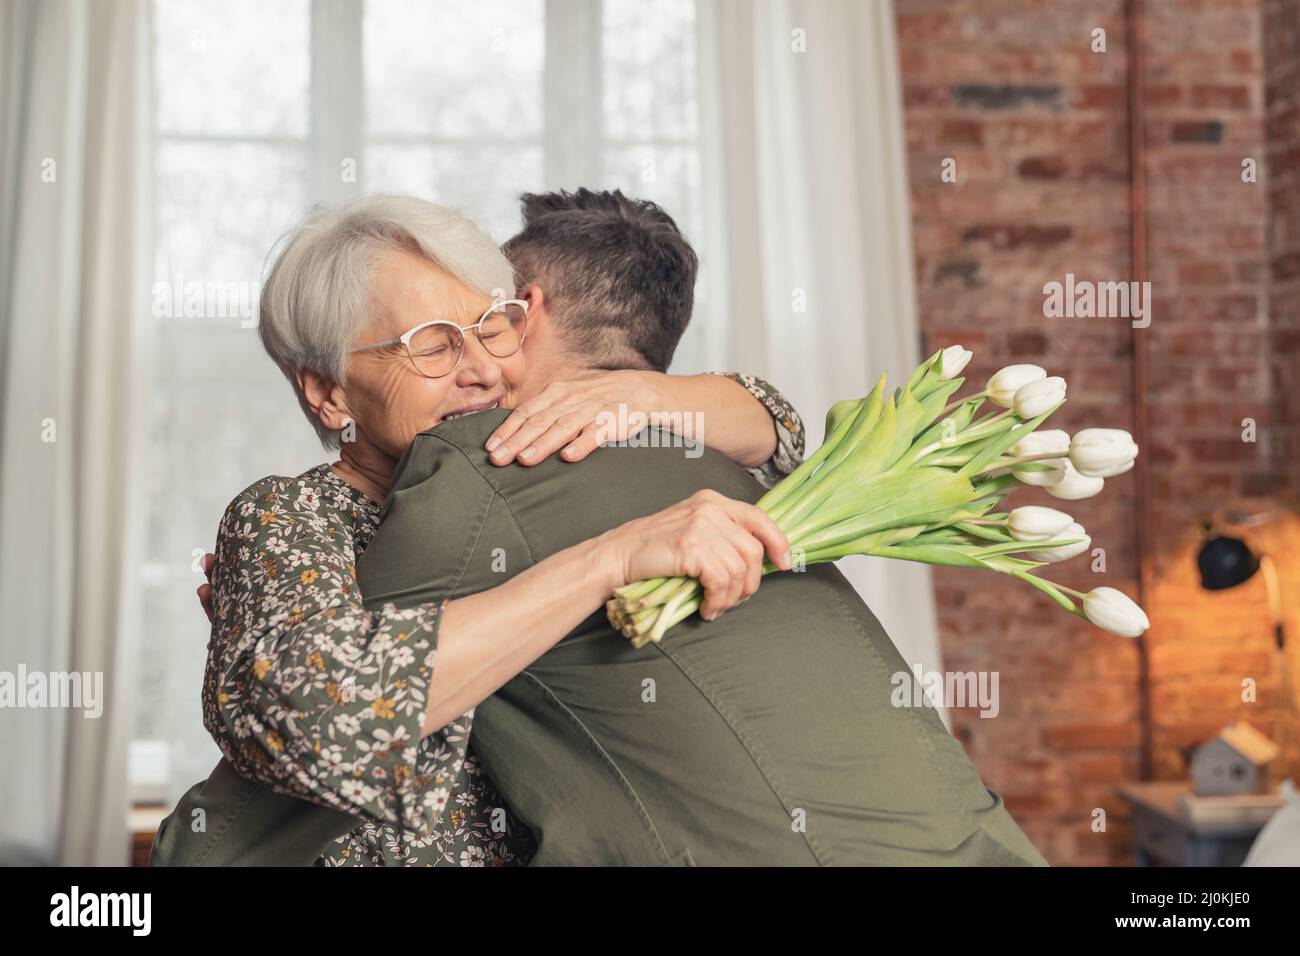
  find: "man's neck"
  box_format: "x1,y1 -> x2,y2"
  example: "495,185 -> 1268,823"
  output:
520,353 -> 594,401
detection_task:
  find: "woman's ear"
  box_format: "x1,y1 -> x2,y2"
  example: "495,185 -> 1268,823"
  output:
296,369 -> 353,433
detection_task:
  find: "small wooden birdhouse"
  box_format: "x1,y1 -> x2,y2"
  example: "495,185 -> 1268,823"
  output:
1191,722 -> 1280,796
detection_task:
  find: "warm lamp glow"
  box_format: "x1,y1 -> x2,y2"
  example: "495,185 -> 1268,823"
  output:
1196,529 -> 1284,650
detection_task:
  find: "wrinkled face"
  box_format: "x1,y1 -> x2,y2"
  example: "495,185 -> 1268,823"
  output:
340,247 -> 525,458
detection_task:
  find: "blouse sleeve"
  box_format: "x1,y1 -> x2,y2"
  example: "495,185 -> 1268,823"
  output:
201,474 -> 464,837
714,372 -> 806,489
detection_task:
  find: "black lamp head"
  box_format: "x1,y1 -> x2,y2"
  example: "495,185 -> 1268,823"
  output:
1197,535 -> 1260,590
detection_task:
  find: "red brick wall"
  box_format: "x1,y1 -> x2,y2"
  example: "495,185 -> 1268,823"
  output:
1267,0 -> 1300,494
896,0 -> 1299,865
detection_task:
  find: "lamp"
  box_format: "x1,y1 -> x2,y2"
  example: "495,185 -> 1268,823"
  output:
1196,521 -> 1284,649
1197,535 -> 1259,590
1195,516 -> 1298,780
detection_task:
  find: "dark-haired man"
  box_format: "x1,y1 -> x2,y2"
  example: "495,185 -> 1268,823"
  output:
504,188 -> 698,372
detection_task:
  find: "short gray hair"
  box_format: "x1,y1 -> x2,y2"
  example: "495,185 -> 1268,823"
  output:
258,195 -> 516,447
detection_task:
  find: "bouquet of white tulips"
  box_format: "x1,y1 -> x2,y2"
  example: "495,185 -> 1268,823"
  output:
607,346 -> 1150,647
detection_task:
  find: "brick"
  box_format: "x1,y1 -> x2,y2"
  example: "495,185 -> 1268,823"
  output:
961,223 -> 1074,249
1074,85 -> 1127,111
1043,723 -> 1142,751
940,119 -> 984,145
1005,331 -> 1048,355
1018,156 -> 1068,179
932,260 -> 982,288
951,83 -> 1063,111
1172,120 -> 1226,143
1191,84 -> 1253,110
1145,84 -> 1182,108
1272,252 -> 1300,280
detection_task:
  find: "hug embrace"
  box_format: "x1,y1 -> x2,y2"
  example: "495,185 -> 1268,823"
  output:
151,190 -> 1046,867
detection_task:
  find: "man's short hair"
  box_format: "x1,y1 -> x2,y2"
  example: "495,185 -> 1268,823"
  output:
502,189 -> 698,372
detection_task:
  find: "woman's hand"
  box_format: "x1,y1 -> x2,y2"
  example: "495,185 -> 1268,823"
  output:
198,552 -> 216,623
485,370 -> 665,466
599,490 -> 792,621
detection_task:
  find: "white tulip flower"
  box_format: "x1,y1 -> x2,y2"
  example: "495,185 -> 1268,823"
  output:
1082,587 -> 1150,638
1070,428 -> 1139,478
1007,505 -> 1075,541
1044,460 -> 1105,500
1013,376 -> 1067,419
1026,523 -> 1091,562
938,345 -> 973,379
986,364 -> 1046,407
1010,429 -> 1071,486
1013,429 -> 1070,458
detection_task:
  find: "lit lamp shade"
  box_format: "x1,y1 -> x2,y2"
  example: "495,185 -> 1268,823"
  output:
1197,535 -> 1260,591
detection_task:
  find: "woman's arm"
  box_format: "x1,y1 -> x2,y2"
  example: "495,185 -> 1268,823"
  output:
426,488 -> 791,734
203,475 -> 455,833
652,372 -> 785,468
484,369 -> 805,477
204,475 -> 788,832
710,371 -> 805,487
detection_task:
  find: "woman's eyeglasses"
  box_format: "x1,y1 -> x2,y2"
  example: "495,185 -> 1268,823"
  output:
347,299 -> 528,379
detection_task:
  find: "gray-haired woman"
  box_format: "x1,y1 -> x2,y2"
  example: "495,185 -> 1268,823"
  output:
186,195 -> 804,865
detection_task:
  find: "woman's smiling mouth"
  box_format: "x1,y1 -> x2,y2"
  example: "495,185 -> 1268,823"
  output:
440,400 -> 500,422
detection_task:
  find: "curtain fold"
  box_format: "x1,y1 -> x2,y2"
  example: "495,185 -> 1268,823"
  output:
695,0 -> 946,714
0,0 -> 149,865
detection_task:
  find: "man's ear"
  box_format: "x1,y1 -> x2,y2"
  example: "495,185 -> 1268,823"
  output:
296,368 -> 353,433
523,283 -> 568,354
521,282 -> 545,321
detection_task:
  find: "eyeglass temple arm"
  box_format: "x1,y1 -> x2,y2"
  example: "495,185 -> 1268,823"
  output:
347,338 -> 401,354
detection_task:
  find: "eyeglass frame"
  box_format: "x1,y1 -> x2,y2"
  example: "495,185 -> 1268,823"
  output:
346,298 -> 529,379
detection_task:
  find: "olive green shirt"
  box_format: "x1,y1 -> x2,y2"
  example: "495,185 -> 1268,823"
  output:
356,410 -> 1047,866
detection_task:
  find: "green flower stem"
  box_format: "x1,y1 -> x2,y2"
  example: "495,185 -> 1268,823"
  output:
632,576 -> 690,610
756,396 -> 860,516
939,389 -> 988,417
614,577 -> 667,603
909,410 -> 1020,464
974,450 -> 1067,478
1009,571 -> 1089,619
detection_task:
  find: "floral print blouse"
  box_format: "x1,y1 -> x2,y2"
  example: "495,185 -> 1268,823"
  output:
202,374 -> 803,866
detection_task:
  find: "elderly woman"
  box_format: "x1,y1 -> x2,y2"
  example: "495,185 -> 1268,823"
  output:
198,195 -> 804,866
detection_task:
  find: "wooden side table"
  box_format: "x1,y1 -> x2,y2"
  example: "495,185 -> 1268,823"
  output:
128,804 -> 168,867
1119,782 -> 1276,866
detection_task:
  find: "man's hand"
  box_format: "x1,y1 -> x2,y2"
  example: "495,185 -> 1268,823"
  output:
485,370 -> 665,466
197,552 -> 215,624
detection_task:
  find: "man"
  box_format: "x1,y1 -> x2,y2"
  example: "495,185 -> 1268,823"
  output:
153,190 -> 1044,866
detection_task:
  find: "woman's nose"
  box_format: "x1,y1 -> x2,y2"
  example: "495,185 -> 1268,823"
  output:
453,332 -> 502,388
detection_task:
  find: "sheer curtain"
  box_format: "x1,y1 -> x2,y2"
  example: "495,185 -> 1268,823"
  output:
139,0 -> 709,807
0,0 -> 150,865
693,0 -> 946,702
1,0 -> 937,862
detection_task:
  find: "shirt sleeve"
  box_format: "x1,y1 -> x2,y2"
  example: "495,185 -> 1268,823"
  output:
713,371 -> 806,488
201,474 -> 466,837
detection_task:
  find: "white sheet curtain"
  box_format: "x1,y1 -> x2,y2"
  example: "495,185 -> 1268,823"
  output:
694,0 -> 946,705
0,0 -> 150,865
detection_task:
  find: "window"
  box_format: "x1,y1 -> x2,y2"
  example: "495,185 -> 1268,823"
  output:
135,0 -> 704,800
